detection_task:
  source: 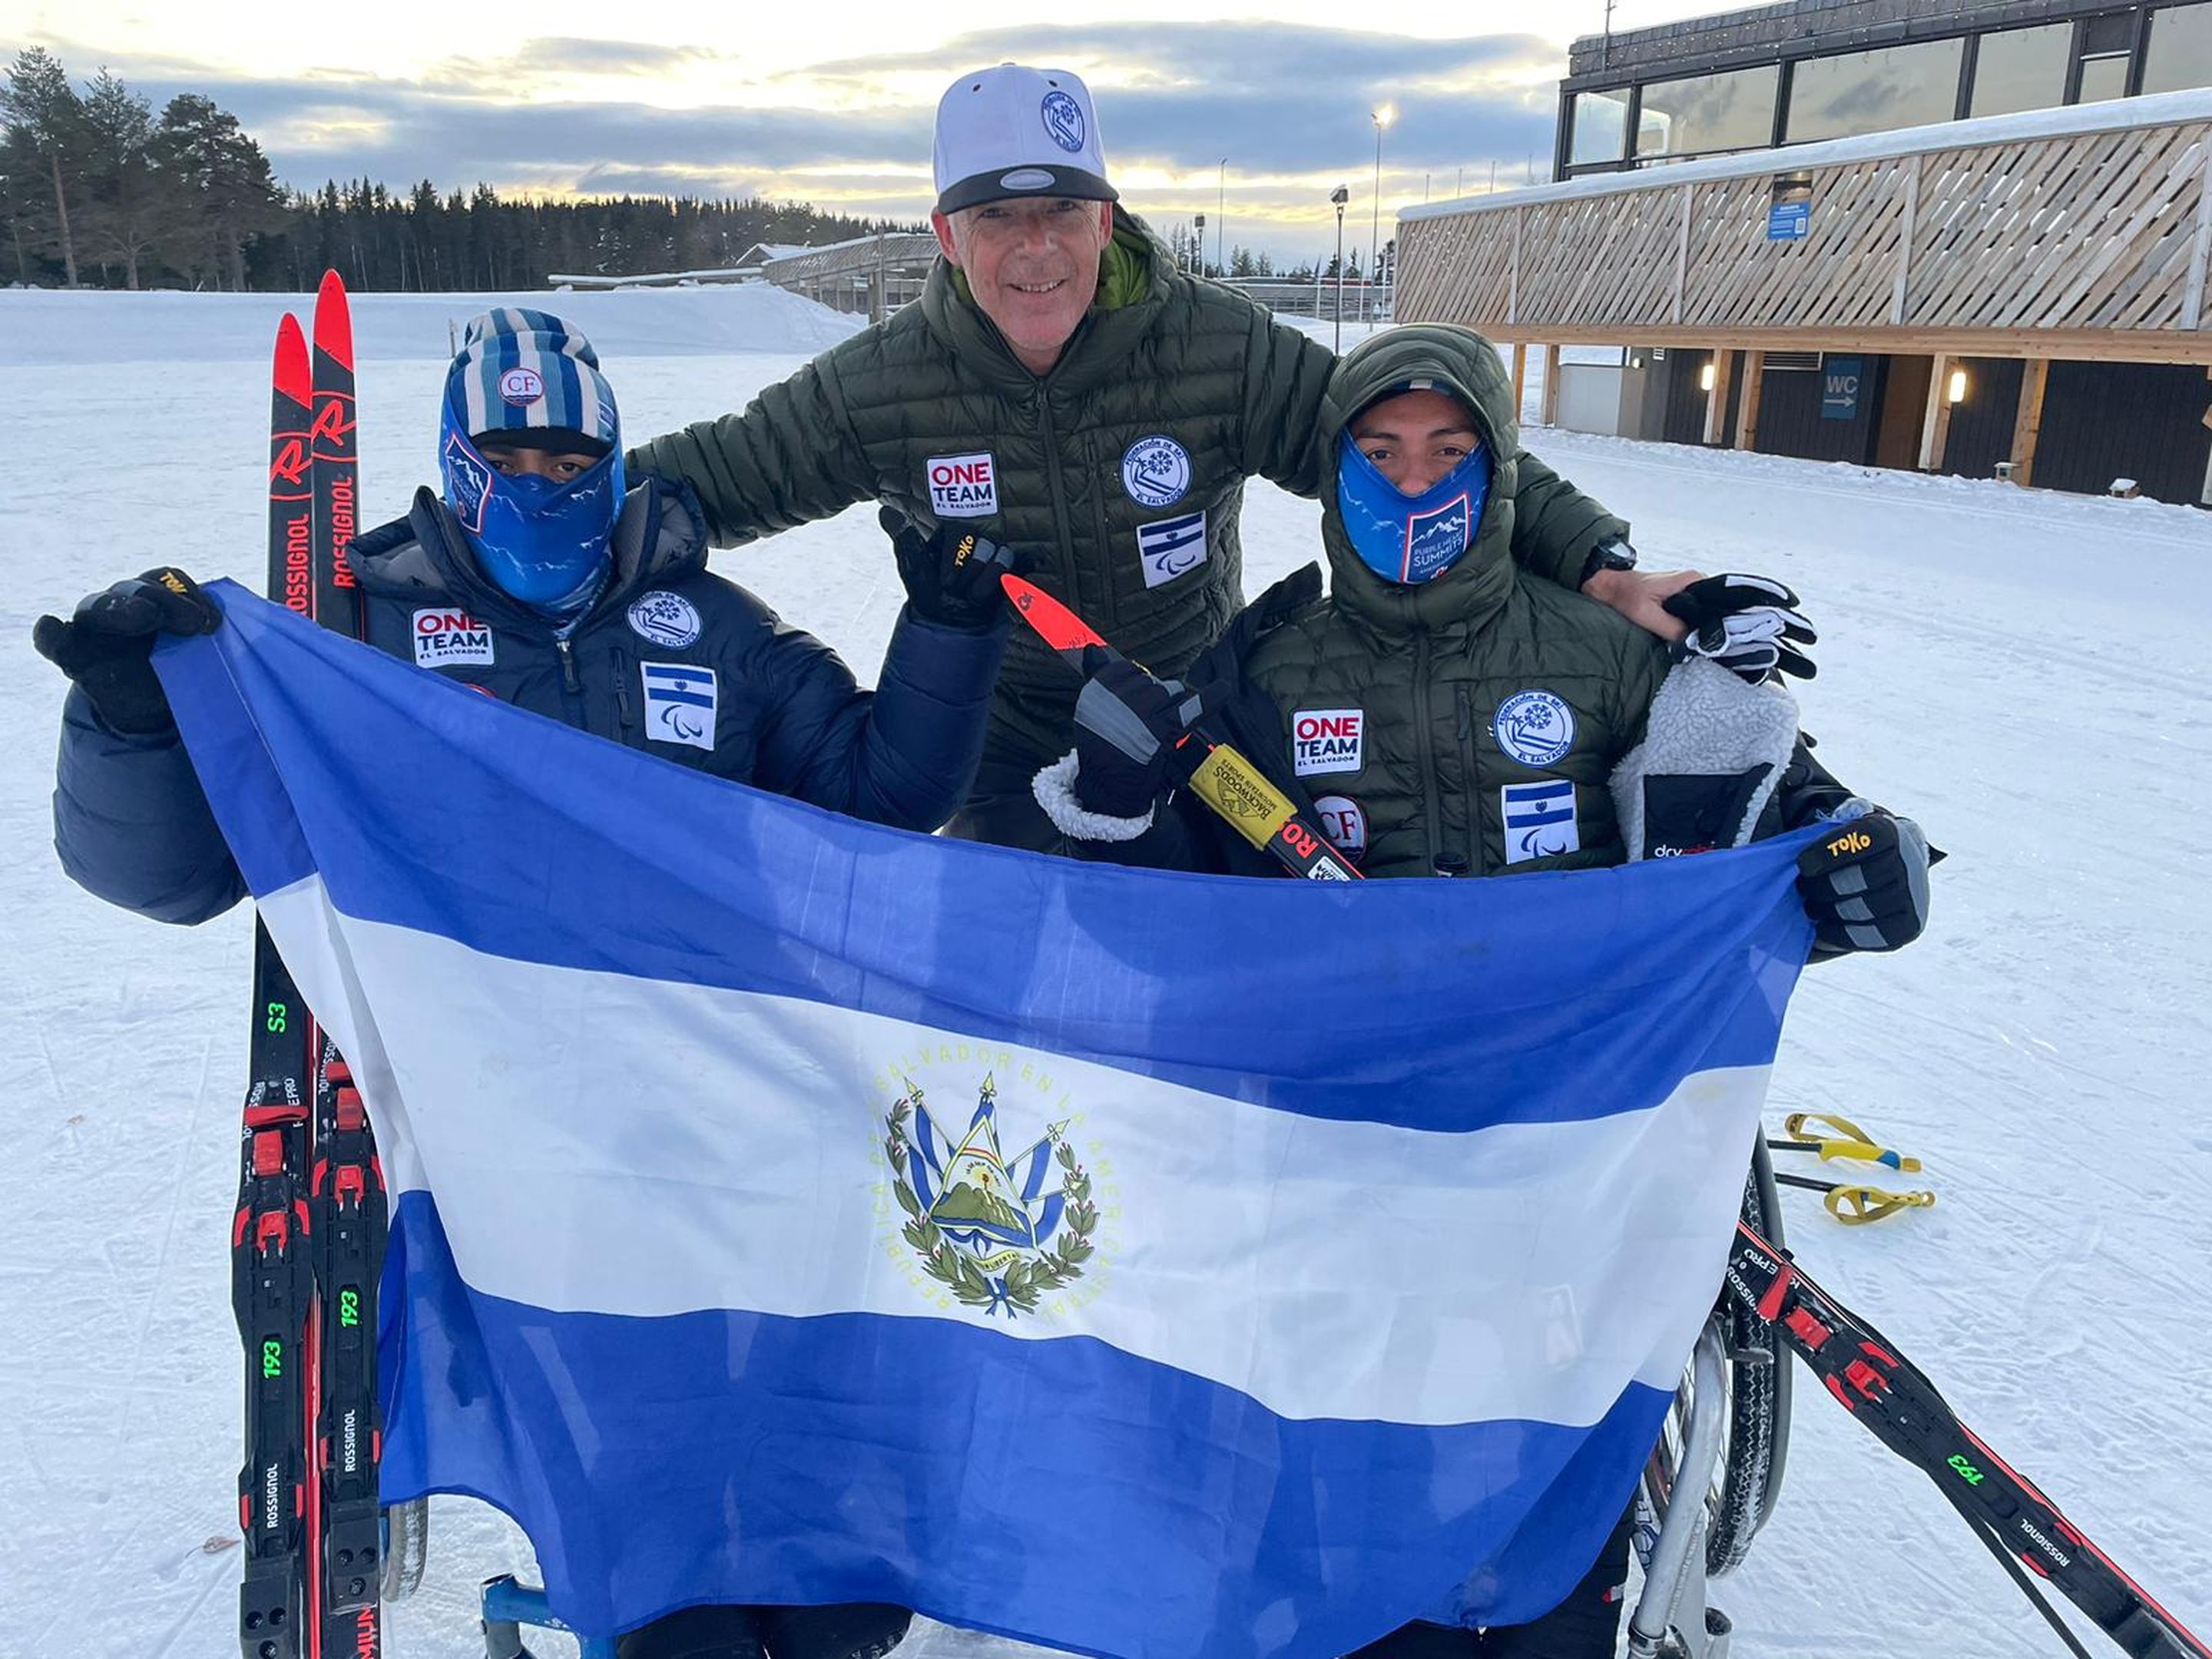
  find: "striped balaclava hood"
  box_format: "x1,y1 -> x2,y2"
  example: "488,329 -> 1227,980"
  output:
439,309 -> 626,612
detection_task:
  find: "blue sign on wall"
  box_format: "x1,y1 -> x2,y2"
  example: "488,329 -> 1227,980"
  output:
1767,200 -> 1810,241
1821,358 -> 1863,421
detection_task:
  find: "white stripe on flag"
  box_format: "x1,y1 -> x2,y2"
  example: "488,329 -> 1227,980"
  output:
264,877 -> 1767,1431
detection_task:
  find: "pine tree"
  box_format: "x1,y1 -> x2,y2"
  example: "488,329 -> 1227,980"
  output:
153,93 -> 286,290
2,47 -> 88,286
78,69 -> 171,289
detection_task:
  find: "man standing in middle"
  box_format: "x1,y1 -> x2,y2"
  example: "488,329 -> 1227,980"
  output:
629,65 -> 1765,849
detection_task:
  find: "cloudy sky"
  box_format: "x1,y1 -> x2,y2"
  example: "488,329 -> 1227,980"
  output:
5,0 -> 1719,263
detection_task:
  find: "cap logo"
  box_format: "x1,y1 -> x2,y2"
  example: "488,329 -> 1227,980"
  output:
999,167 -> 1055,191
1041,89 -> 1085,153
498,367 -> 545,406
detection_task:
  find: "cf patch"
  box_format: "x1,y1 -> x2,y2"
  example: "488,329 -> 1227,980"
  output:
1502,779 -> 1579,866
1493,689 -> 1576,767
927,452 -> 998,518
411,608 -> 494,668
1293,709 -> 1364,777
1121,435 -> 1190,508
628,590 -> 702,649
1313,794 -> 1368,861
1135,511 -> 1207,588
641,662 -> 717,750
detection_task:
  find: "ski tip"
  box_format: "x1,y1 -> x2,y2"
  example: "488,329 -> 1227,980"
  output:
998,574 -> 1107,653
313,270 -> 353,368
273,313 -> 311,406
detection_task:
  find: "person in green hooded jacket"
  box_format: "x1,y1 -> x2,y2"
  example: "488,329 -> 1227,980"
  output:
625,65 -> 1783,851
1034,322 -> 1934,1657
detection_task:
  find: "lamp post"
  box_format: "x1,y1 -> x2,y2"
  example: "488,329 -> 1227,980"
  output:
1217,158 -> 1227,276
1330,184 -> 1349,353
1370,106 -> 1394,324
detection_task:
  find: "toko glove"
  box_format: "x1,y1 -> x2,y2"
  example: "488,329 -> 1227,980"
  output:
1664,574 -> 1817,684
880,507 -> 1028,632
32,567 -> 222,734
1073,650 -> 1205,820
1796,801 -> 1932,954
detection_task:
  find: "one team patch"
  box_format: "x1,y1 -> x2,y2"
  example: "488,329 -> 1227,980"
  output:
628,590 -> 702,649
641,662 -> 717,751
1121,435 -> 1190,508
1292,709 -> 1364,777
928,452 -> 998,518
1135,511 -> 1207,588
1493,689 -> 1576,767
411,608 -> 494,668
1502,779 -> 1580,866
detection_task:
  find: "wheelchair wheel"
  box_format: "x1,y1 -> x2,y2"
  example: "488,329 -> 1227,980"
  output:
1642,1135 -> 1793,1578
381,1497 -> 429,1602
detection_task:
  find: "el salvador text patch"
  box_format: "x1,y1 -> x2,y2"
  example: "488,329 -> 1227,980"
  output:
412,608 -> 494,668
927,452 -> 998,518
1292,709 -> 1364,777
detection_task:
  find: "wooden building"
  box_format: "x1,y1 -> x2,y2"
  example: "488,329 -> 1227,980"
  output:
1399,0 -> 2212,504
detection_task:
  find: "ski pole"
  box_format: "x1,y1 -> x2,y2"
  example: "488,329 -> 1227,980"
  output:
1771,1169 -> 1935,1224
1768,1110 -> 1920,1172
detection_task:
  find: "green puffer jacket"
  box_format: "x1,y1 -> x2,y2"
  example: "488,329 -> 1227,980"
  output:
1053,323 -> 1674,882
626,213 -> 1630,774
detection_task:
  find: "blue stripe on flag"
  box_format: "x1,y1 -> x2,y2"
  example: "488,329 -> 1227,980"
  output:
154,585 -> 1814,1134
378,1190 -> 1669,1652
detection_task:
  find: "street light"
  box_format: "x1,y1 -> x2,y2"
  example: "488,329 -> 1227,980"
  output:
1218,158 -> 1228,277
1370,106 -> 1394,325
1330,185 -> 1349,352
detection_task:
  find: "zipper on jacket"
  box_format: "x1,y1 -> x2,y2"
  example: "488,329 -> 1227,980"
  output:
1034,394 -> 1082,616
1455,684 -> 1485,876
554,635 -> 586,730
611,647 -> 635,730
1411,630 -> 1445,875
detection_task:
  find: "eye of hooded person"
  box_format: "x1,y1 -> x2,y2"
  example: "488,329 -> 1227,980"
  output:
1350,390 -> 1482,496
481,446 -> 601,483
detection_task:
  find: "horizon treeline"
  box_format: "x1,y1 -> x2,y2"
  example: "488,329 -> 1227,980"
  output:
1,47 -> 920,293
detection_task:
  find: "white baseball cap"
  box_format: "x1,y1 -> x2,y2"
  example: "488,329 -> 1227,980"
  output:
932,65 -> 1118,217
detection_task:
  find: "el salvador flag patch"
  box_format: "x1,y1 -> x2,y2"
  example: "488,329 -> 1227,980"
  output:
1502,779 -> 1579,866
1136,510 -> 1207,589
641,662 -> 717,751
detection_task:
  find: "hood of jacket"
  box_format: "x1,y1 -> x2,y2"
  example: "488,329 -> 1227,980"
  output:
1315,323 -> 1525,638
347,475 -> 710,633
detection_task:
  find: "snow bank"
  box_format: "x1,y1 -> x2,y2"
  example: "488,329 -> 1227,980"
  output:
0,280 -> 868,368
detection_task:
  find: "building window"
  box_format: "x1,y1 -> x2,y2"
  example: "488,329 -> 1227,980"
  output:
1569,90 -> 1631,165
2074,11 -> 2139,103
2143,3 -> 2212,92
1635,65 -> 1780,160
1785,38 -> 1967,144
1970,22 -> 2074,117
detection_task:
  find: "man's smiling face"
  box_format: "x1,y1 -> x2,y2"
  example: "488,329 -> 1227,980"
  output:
933,197 -> 1115,377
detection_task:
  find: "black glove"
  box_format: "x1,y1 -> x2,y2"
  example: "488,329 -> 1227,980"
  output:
1073,650 -> 1204,820
880,507 -> 1028,632
1796,803 -> 1931,954
1663,574 -> 1816,683
32,568 -> 221,734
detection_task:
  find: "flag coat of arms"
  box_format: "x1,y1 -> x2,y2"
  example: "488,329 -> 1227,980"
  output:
156,586 -> 1813,1658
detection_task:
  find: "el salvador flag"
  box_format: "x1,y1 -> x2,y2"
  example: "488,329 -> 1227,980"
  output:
155,585 -> 1813,1659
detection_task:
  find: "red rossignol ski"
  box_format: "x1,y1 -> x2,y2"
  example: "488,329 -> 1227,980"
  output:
1724,1223 -> 2207,1659
234,273 -> 393,1659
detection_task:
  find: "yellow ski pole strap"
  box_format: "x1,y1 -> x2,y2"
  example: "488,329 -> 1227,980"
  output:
1823,1184 -> 1938,1226
1781,1110 -> 1922,1173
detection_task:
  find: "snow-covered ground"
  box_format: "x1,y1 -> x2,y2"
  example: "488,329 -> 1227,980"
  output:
1,286 -> 2206,1658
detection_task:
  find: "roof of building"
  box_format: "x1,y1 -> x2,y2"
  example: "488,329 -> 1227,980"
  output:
1567,0 -> 2121,84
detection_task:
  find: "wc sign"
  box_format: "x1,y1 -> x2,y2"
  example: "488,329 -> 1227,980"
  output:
1821,358 -> 1863,421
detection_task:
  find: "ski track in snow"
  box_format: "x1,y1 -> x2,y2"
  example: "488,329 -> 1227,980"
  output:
0,289 -> 2206,1659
